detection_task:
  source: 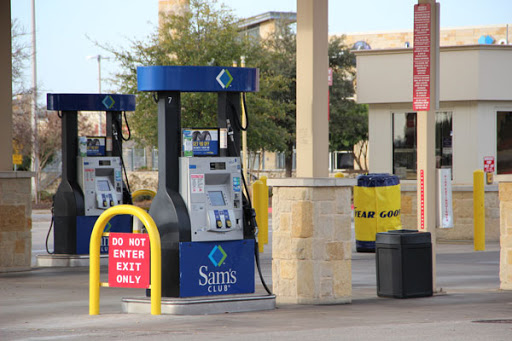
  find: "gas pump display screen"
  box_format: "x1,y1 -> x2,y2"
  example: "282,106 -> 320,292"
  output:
97,180 -> 110,192
208,191 -> 225,206
210,162 -> 226,170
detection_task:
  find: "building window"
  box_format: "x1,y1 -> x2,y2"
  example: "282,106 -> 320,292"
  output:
393,112 -> 417,179
392,112 -> 452,180
436,111 -> 453,170
497,111 -> 512,174
330,151 -> 354,171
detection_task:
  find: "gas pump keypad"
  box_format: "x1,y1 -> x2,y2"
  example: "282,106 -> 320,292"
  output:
180,157 -> 244,242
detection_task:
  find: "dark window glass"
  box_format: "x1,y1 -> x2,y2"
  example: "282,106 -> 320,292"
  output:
392,112 -> 452,180
436,112 -> 453,169
393,113 -> 417,179
497,112 -> 512,174
332,152 -> 354,170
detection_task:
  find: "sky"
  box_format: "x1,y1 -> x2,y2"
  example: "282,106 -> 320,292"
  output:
11,0 -> 512,103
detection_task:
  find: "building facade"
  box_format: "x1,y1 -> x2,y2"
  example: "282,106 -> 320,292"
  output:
344,23 -> 511,50
355,44 -> 512,240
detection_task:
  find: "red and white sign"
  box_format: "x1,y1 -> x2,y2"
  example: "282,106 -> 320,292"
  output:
191,174 -> 205,194
328,67 -> 333,86
484,156 -> 495,173
413,3 -> 431,111
108,233 -> 150,288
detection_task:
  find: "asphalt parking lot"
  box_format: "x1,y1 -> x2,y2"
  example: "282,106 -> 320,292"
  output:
1,209 -> 511,340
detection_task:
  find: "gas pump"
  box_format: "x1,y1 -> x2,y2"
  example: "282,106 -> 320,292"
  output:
77,156 -> 124,215
137,66 -> 264,297
47,94 -> 135,255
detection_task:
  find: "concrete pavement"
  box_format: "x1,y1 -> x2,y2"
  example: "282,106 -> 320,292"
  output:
1,209 -> 512,340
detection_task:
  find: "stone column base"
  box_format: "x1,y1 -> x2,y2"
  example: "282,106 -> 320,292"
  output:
268,178 -> 355,305
499,182 -> 512,289
0,172 -> 34,272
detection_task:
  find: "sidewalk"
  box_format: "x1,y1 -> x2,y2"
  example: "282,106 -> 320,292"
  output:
1,210 -> 511,340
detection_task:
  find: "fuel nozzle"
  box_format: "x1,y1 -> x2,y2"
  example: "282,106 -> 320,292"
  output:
226,119 -> 235,143
243,204 -> 258,239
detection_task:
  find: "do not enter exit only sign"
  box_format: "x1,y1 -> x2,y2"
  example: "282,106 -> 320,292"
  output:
108,233 -> 150,288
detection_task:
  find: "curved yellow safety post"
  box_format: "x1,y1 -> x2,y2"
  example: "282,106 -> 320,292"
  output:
89,205 -> 161,315
334,172 -> 345,178
131,189 -> 157,201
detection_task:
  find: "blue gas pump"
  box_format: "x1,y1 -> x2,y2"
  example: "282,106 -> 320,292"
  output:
47,94 -> 135,255
137,66 -> 263,298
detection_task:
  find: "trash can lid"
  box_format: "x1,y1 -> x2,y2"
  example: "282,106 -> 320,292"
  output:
376,230 -> 432,245
356,173 -> 400,187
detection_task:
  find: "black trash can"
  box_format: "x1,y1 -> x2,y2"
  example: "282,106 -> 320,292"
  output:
376,229 -> 433,298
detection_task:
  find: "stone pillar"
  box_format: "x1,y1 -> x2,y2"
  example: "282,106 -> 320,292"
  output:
268,178 -> 355,304
499,182 -> 512,289
0,172 -> 34,272
158,0 -> 190,28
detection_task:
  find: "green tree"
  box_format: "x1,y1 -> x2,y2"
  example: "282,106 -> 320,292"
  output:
106,0 -> 286,153
256,28 -> 368,175
251,22 -> 296,176
328,36 -> 369,171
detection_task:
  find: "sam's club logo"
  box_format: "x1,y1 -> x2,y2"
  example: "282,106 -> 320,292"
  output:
102,95 -> 115,109
208,245 -> 227,267
199,244 -> 237,293
216,69 -> 233,89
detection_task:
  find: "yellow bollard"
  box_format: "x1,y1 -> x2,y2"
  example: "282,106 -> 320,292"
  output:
473,170 -> 485,251
252,179 -> 268,253
259,176 -> 269,247
334,172 -> 345,178
260,175 -> 268,186
89,205 -> 161,315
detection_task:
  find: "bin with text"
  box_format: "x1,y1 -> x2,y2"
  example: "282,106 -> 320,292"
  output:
354,173 -> 402,252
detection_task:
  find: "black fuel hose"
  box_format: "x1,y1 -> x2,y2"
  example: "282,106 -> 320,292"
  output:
45,204 -> 54,254
227,106 -> 273,296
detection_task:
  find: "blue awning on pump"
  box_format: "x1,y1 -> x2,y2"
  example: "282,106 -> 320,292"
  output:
137,66 -> 259,93
47,93 -> 136,112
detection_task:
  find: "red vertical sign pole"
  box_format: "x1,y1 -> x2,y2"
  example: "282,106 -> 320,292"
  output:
415,0 -> 439,291
413,3 -> 431,112
414,2 -> 432,232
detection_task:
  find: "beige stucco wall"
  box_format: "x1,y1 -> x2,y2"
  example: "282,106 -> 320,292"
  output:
357,45 -> 512,105
367,104 -> 394,174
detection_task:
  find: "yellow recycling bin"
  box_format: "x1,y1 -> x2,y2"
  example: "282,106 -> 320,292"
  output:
354,173 -> 402,252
